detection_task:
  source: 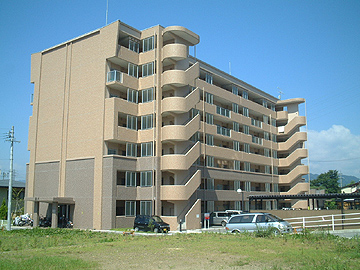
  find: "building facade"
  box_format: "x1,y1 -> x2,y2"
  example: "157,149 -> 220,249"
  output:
26,21 -> 309,230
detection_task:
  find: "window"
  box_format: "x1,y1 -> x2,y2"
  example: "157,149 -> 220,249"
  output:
263,115 -> 269,125
273,183 -> 279,192
206,156 -> 214,167
127,115 -> 138,130
142,36 -> 154,52
265,183 -> 271,192
142,62 -> 154,77
262,99 -> 268,108
129,39 -> 140,53
233,122 -> 240,132
107,70 -> 122,82
216,106 -> 230,117
205,92 -> 213,104
251,118 -> 262,128
191,108 -> 199,119
252,136 -> 263,145
206,178 -> 214,190
190,132 -> 201,142
243,125 -> 250,135
233,141 -> 240,151
244,162 -> 251,172
243,107 -> 249,117
206,134 -> 214,146
206,113 -> 214,125
125,201 -> 136,216
217,125 -> 231,137
140,201 -> 152,215
235,201 -> 242,210
232,103 -> 239,113
242,90 -> 248,99
108,148 -> 117,155
272,134 -> 277,142
140,171 -> 152,186
244,143 -> 250,153
207,201 -> 214,212
141,142 -> 153,157
265,166 -> 271,174
245,181 -> 251,192
264,148 -> 270,157
234,160 -> 241,170
126,171 -> 136,187
127,88 -> 138,103
205,73 -> 213,84
232,86 -> 239,95
234,180 -> 241,191
273,167 -> 278,175
271,119 -> 276,127
264,131 -> 270,141
126,143 -> 137,157
128,63 -> 138,78
271,104 -> 276,111
141,87 -> 154,103
141,114 -> 153,130
272,150 -> 277,159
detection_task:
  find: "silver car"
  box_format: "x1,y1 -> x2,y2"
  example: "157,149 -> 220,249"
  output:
226,213 -> 293,235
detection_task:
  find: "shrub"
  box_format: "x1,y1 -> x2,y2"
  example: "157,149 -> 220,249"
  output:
0,199 -> 7,220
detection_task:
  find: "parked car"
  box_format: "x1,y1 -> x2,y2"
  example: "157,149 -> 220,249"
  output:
225,213 -> 293,235
210,210 -> 242,226
133,215 -> 170,233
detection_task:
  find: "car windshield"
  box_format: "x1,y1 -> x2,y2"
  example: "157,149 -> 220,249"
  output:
267,214 -> 284,222
152,216 -> 163,223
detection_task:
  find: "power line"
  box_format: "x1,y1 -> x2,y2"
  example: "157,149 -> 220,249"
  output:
311,157 -> 360,163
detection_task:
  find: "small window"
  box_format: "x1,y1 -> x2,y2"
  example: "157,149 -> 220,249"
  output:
142,36 -> 155,52
127,115 -> 138,130
141,87 -> 154,103
142,62 -> 154,77
125,201 -> 136,216
125,171 -> 136,187
243,107 -> 249,117
140,201 -> 152,215
108,149 -> 117,155
127,88 -> 138,103
234,160 -> 241,170
141,142 -> 153,157
233,141 -> 240,151
206,113 -> 214,125
205,73 -> 213,84
140,171 -> 152,187
233,122 -> 240,132
205,92 -> 213,104
206,134 -> 214,146
126,143 -> 137,157
128,63 -> 138,78
141,114 -> 153,130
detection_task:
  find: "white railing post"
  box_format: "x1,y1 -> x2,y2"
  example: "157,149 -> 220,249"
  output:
332,215 -> 335,231
302,217 -> 306,229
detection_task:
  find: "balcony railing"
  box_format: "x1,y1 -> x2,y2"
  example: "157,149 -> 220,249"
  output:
252,136 -> 263,145
216,106 -> 230,118
217,125 -> 231,137
107,70 -> 123,83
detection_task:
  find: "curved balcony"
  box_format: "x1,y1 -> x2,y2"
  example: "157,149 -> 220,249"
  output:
162,43 -> 188,62
279,165 -> 309,184
163,26 -> 200,46
162,88 -> 200,114
278,148 -> 308,168
161,62 -> 199,88
162,115 -> 201,142
161,141 -> 201,170
161,170 -> 201,200
278,132 -> 307,152
280,182 -> 310,195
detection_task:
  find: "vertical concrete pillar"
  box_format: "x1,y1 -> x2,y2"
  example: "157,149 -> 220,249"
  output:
51,202 -> 58,228
33,201 -> 39,227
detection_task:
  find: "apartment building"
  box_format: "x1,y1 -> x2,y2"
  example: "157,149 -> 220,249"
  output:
26,20 -> 309,230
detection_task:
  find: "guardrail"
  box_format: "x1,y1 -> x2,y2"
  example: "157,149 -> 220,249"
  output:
285,212 -> 360,231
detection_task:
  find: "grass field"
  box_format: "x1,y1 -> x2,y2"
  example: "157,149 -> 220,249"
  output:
0,228 -> 359,269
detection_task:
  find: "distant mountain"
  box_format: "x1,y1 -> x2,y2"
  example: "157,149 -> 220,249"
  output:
303,173 -> 359,187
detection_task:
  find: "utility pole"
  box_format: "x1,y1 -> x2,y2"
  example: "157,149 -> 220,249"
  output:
5,126 -> 20,231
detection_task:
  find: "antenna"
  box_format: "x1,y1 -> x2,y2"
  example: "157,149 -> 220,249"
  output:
106,0 -> 109,25
277,87 -> 284,100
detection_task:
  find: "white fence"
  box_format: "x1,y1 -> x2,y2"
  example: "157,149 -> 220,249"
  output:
285,212 -> 360,231
0,220 -> 8,227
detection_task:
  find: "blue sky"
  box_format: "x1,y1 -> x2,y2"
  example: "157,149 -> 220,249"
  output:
0,0 -> 359,180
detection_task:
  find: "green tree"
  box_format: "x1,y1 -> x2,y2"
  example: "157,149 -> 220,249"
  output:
310,170 -> 340,193
0,198 -> 7,220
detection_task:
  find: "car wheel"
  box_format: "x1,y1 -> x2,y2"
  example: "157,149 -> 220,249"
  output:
272,228 -> 280,236
221,221 -> 226,227
153,228 -> 159,233
134,227 -> 139,232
